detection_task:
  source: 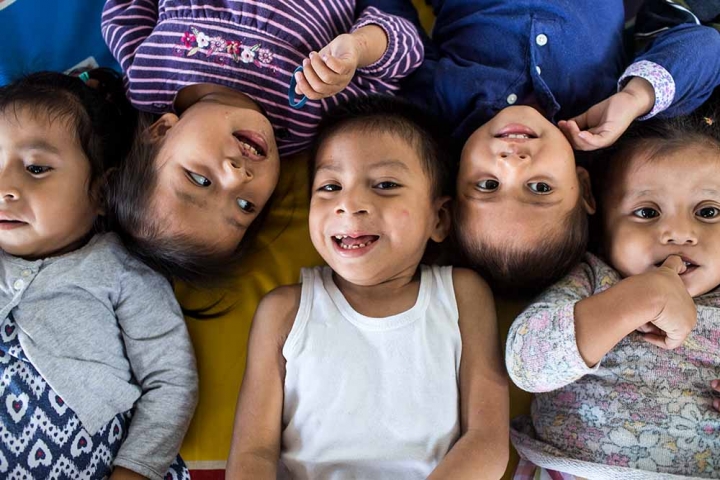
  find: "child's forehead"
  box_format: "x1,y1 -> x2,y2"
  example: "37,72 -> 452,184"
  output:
605,144 -> 720,203
316,127 -> 423,169
0,102 -> 77,134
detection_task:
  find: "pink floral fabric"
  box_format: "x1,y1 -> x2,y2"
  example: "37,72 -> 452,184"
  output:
507,253 -> 720,478
619,60 -> 676,119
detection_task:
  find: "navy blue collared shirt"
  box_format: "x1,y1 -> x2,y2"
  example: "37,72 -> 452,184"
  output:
397,0 -> 720,140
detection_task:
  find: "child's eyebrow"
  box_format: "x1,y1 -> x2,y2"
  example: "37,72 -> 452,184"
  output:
367,159 -> 411,172
316,159 -> 410,174
12,140 -> 61,155
701,188 -> 720,197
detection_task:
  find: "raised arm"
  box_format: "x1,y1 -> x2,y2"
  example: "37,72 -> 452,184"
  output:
629,0 -> 720,118
113,261 -> 198,479
101,0 -> 158,73
560,1 -> 720,150
507,255 -> 696,393
293,2 -> 424,101
226,285 -> 301,480
428,268 -> 509,480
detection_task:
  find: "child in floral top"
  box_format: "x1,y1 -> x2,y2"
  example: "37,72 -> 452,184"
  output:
506,108 -> 720,479
101,0 -> 423,284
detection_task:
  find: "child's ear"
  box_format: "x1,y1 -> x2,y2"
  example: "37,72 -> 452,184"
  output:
144,113 -> 180,143
430,196 -> 452,243
577,166 -> 596,215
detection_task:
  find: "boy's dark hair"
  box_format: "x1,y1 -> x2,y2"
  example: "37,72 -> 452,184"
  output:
0,69 -> 135,231
310,95 -> 456,199
106,112 -> 270,287
454,200 -> 589,298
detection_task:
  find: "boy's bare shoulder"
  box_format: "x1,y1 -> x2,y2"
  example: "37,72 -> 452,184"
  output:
258,284 -> 303,318
252,284 -> 303,342
451,267 -> 493,300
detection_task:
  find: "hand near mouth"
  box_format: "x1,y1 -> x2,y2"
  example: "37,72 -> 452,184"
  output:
637,255 -> 697,350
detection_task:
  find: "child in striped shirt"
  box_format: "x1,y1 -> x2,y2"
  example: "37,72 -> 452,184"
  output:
101,0 -> 423,284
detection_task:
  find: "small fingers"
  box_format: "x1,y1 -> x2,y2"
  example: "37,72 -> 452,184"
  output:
636,323 -> 663,335
308,51 -> 339,85
323,54 -> 352,76
640,333 -> 675,350
558,120 -> 600,151
293,70 -> 322,101
300,58 -> 334,97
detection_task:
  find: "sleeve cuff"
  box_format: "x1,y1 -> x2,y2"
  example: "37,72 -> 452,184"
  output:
351,6 -> 399,74
618,60 -> 675,119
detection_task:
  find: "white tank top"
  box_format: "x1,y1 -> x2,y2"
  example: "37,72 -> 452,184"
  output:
279,265 -> 461,480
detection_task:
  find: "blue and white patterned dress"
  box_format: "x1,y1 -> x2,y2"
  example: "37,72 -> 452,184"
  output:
0,314 -> 190,479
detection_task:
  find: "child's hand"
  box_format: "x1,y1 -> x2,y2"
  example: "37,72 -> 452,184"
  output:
294,34 -> 359,101
559,77 -> 655,151
711,380 -> 720,411
636,255 -> 696,350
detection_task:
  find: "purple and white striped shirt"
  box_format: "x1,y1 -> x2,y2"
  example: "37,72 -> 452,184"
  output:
102,0 -> 424,156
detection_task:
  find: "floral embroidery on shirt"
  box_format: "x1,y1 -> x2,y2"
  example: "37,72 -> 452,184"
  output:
176,27 -> 276,71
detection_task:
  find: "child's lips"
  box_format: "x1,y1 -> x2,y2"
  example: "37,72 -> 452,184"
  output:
232,130 -> 268,161
654,255 -> 700,274
0,219 -> 27,230
494,123 -> 539,140
330,233 -> 380,256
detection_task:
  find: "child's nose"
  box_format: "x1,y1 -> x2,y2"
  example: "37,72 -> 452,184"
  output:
498,147 -> 530,161
223,158 -> 253,184
661,218 -> 698,245
334,191 -> 370,215
0,174 -> 20,201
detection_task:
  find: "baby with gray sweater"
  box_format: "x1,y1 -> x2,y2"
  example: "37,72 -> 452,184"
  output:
0,71 -> 197,480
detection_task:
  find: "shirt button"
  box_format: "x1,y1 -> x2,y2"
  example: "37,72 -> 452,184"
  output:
536,66 -> 542,75
13,279 -> 24,291
536,34 -> 548,46
21,269 -> 32,277
506,93 -> 518,105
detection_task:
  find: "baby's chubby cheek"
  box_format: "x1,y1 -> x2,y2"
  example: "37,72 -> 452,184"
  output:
608,237 -> 648,277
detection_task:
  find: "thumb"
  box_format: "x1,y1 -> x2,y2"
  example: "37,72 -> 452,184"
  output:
569,110 -> 590,131
660,255 -> 687,275
640,333 -> 672,349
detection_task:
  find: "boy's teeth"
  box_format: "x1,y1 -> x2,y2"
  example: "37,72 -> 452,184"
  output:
340,242 -> 369,249
506,133 -> 529,139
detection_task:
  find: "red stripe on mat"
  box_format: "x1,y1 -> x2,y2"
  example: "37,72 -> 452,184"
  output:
189,470 -> 225,480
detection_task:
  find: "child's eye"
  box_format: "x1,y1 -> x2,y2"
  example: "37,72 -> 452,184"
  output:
696,206 -> 720,219
632,207 -> 659,219
26,165 -> 52,175
375,181 -> 400,190
476,179 -> 499,191
188,171 -> 211,187
237,198 -> 255,213
318,184 -> 340,192
528,182 -> 552,194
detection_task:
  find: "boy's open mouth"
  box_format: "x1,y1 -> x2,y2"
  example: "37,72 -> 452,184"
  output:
332,234 -> 380,250
233,131 -> 267,159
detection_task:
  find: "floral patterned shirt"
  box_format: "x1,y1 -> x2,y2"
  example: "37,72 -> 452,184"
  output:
102,0 -> 424,156
507,253 -> 720,478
